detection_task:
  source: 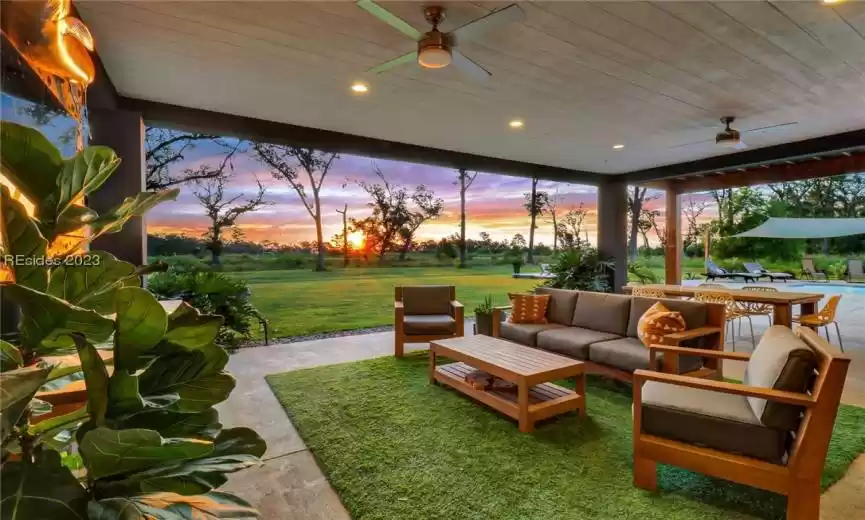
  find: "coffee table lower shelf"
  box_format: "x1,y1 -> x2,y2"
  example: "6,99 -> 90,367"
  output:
434,362 -> 584,429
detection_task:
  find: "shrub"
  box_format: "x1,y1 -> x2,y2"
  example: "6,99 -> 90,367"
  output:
628,261 -> 659,284
148,268 -> 266,347
542,246 -> 615,292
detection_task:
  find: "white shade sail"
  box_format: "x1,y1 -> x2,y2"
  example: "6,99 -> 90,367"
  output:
731,218 -> 865,239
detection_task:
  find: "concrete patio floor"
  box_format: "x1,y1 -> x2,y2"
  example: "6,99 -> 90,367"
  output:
218,285 -> 865,519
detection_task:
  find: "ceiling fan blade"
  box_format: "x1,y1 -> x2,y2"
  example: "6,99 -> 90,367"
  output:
742,121 -> 799,134
356,0 -> 422,40
449,4 -> 524,45
368,51 -> 417,74
452,51 -> 492,81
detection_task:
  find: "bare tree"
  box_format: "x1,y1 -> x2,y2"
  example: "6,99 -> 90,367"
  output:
555,205 -> 588,250
192,174 -> 269,265
523,176 -> 548,264
398,185 -> 444,260
252,144 -> 339,271
336,204 -> 349,267
145,128 -> 234,190
682,196 -> 711,248
627,186 -> 659,261
545,189 -> 562,253
456,169 -> 478,268
646,208 -> 666,248
353,165 -> 411,264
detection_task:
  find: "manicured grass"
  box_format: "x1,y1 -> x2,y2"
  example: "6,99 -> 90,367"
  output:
268,353 -> 865,520
231,266 -> 536,339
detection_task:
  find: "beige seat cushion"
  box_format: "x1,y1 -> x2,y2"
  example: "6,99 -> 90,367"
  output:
499,322 -> 566,347
536,327 -> 620,360
744,325 -> 816,430
401,286 -> 452,315
403,315 -> 456,336
534,287 -> 579,326
571,292 -> 631,336
641,381 -> 787,463
589,337 -> 702,373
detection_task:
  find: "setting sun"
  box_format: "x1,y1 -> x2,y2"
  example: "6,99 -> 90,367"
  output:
348,231 -> 365,249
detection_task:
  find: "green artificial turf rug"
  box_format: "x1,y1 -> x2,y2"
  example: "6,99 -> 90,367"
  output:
266,353 -> 865,520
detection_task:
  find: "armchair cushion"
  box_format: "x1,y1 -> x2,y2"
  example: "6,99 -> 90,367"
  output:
534,287 -> 579,326
641,381 -> 787,463
403,314 -> 456,336
401,286 -> 453,315
571,292 -> 631,335
744,325 -> 817,430
590,337 -> 702,373
536,327 -> 620,360
499,322 -> 566,347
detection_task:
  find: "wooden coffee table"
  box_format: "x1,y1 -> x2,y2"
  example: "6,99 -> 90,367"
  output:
429,335 -> 586,433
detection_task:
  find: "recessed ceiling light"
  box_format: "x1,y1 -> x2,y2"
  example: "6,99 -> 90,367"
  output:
350,82 -> 369,93
613,144 -> 625,150
821,0 -> 843,4
509,119 -> 524,129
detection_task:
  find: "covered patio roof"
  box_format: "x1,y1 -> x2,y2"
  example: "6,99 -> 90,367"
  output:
76,0 -> 865,186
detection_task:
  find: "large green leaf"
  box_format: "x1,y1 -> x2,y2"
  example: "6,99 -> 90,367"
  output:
117,409 -> 222,440
159,303 -> 223,353
52,204 -> 98,238
0,340 -> 23,371
114,287 -> 168,371
0,449 -> 88,520
79,427 -> 214,480
27,406 -> 88,436
73,336 -> 109,426
55,146 -> 119,219
0,121 -> 63,203
0,364 -> 52,413
2,284 -> 114,352
107,370 -> 145,418
47,252 -> 136,314
89,189 -> 180,240
1,186 -> 49,291
87,491 -> 259,520
138,348 -> 234,413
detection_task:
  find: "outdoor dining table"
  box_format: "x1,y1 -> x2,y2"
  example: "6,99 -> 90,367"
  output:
622,284 -> 825,327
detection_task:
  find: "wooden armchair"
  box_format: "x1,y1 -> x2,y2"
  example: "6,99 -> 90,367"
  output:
394,285 -> 464,357
633,326 -> 851,520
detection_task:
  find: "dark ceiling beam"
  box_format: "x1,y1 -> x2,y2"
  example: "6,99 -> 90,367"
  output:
117,97 -> 605,184
659,153 -> 865,194
624,129 -> 865,185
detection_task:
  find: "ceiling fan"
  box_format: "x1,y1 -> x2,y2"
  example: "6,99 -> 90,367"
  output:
356,0 -> 524,80
671,116 -> 799,150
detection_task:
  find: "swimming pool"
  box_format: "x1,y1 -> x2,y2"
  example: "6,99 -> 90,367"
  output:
789,284 -> 865,295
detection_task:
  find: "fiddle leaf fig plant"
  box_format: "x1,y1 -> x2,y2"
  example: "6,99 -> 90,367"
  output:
0,122 -> 265,519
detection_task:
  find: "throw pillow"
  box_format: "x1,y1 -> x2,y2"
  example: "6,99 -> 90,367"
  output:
507,293 -> 550,324
637,301 -> 686,347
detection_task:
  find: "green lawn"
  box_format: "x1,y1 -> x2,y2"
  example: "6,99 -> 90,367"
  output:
268,353 -> 865,520
231,265 -> 537,339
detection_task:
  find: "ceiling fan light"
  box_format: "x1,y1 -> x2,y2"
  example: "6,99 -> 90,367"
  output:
717,138 -> 742,149
418,47 -> 451,69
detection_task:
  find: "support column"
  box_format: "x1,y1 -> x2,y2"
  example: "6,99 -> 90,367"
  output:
664,187 -> 682,285
88,108 -> 146,266
597,180 -> 628,293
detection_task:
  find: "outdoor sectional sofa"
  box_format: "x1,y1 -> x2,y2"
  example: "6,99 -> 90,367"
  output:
491,288 -> 726,382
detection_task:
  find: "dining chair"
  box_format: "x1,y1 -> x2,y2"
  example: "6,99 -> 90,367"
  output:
740,286 -> 778,326
695,291 -> 755,350
631,286 -> 667,298
793,295 -> 844,352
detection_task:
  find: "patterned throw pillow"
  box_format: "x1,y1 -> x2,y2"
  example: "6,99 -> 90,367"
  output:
507,293 -> 550,324
637,301 -> 686,347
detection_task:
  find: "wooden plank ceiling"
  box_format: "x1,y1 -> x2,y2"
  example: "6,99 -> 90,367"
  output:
77,1 -> 865,176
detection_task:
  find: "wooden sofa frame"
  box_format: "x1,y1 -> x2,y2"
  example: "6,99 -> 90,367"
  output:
490,298 -> 727,383
394,286 -> 464,358
633,327 -> 851,520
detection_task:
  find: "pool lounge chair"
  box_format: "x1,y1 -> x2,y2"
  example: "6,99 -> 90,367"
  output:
704,259 -> 759,283
847,259 -> 865,283
743,262 -> 793,283
801,257 -> 828,280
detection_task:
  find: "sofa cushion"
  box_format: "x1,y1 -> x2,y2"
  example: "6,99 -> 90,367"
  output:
534,287 -> 579,326
571,292 -> 631,335
499,322 -> 566,347
508,293 -> 550,324
637,302 -> 686,347
628,297 -> 708,338
403,315 -> 456,335
589,337 -> 702,373
536,327 -> 620,360
744,326 -> 817,430
401,286 -> 452,315
641,381 -> 787,463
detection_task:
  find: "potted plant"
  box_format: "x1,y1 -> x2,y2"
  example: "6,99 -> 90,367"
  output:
0,122 -> 265,517
474,295 -> 495,336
